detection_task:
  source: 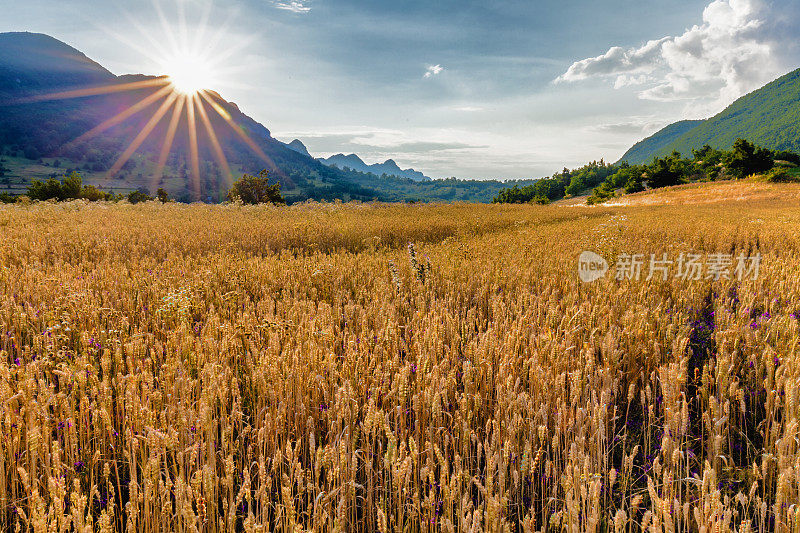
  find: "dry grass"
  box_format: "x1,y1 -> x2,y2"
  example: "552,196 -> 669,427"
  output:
1,192 -> 800,532
601,180 -> 800,207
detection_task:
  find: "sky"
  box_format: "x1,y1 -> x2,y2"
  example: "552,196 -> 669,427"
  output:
1,0 -> 799,180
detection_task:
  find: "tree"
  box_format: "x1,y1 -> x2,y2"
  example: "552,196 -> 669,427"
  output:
647,151 -> 686,189
724,138 -> 774,179
157,188 -> 170,203
226,170 -> 285,205
624,174 -> 645,193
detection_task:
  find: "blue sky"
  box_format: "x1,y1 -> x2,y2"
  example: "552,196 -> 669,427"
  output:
2,0 -> 799,179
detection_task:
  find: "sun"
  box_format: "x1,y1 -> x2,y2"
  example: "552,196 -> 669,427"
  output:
19,0 -> 278,202
163,51 -> 216,95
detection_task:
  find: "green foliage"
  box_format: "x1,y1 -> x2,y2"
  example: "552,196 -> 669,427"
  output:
690,145 -> 725,180
491,174 -> 569,204
227,170 -> 286,205
723,138 -> 774,179
156,188 -> 170,203
492,161 -> 614,204
28,177 -> 66,201
79,185 -> 109,201
647,151 -> 687,188
564,160 -> 615,196
609,164 -> 646,191
0,192 -> 15,204
587,181 -> 617,205
762,166 -> 800,183
585,164 -> 647,204
61,170 -> 82,199
127,188 -> 153,204
583,139 -> 794,205
27,171 -> 116,202
774,150 -> 800,166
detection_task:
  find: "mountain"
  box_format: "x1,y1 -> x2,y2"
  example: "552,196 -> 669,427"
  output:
286,138 -> 432,182
285,139 -> 311,158
0,32 -> 114,91
318,152 -> 432,182
0,32 -> 394,202
620,67 -> 800,164
0,32 -> 521,203
619,120 -> 704,164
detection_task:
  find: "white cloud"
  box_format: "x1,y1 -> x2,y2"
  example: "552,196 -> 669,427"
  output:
272,0 -> 311,13
613,74 -> 653,89
555,0 -> 798,115
556,38 -> 668,83
424,64 -> 444,78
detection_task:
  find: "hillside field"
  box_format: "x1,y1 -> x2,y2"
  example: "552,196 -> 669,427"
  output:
2,184 -> 800,531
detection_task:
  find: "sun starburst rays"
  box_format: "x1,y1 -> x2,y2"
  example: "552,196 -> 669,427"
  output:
108,90 -> 181,177
154,93 -> 187,191
198,90 -> 279,175
185,94 -> 202,200
193,92 -> 234,191
16,0 -> 273,201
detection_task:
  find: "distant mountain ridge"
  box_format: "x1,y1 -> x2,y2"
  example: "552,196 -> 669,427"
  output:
620,67 -> 800,164
318,152 -> 431,182
284,139 -> 431,182
284,139 -> 310,157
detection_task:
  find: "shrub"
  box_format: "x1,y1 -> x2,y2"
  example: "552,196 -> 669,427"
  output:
28,177 -> 67,201
226,169 -> 285,205
127,188 -> 153,204
762,167 -> 800,183
80,184 -> 112,201
27,172 -> 117,202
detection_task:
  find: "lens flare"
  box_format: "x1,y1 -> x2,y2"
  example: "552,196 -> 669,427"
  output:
12,0 -> 277,201
163,51 -> 216,95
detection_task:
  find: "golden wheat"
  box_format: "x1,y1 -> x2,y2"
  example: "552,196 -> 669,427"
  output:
1,186 -> 799,531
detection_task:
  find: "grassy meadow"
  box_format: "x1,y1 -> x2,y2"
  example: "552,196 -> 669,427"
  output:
2,182 -> 800,531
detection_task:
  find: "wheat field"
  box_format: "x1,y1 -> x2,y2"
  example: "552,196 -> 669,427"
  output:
2,186 -> 800,532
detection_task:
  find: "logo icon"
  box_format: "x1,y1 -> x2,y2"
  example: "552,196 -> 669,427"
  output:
578,251 -> 608,283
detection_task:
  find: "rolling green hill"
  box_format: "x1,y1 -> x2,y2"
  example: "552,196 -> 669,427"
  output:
619,120 -> 704,164
620,67 -> 800,164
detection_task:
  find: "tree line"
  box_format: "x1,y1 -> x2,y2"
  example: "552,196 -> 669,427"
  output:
0,170 -> 285,205
492,160 -> 615,204
492,139 -> 800,205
